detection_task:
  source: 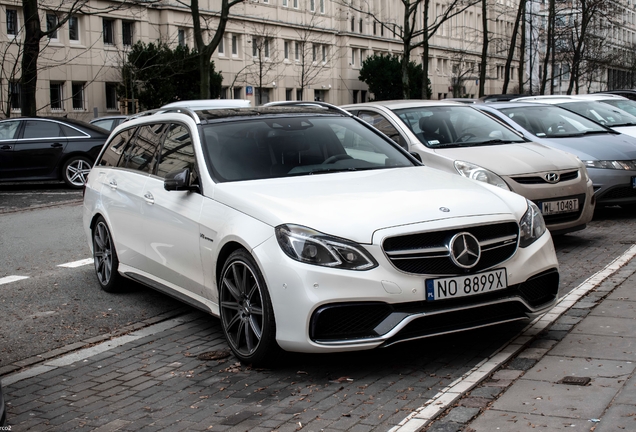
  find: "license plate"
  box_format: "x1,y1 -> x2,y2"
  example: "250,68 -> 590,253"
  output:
425,269 -> 507,301
541,198 -> 578,215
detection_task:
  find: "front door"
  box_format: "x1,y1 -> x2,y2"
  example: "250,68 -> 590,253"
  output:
13,120 -> 68,178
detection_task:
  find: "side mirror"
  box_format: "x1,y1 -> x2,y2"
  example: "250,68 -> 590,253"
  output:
164,168 -> 199,192
409,152 -> 422,163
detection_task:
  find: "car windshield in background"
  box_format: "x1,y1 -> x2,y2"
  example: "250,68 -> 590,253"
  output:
499,105 -> 609,138
200,115 -> 415,182
600,99 -> 636,117
558,101 -> 636,127
393,106 -> 525,148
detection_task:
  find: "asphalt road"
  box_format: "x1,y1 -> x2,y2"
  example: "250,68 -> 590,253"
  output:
1,182 -> 636,382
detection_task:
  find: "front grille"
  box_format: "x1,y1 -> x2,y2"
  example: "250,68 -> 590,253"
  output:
534,193 -> 586,225
383,222 -> 519,275
511,170 -> 579,184
309,269 -> 559,342
598,185 -> 636,201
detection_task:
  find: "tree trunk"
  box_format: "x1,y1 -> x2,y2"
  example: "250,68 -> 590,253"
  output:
478,0 -> 488,97
421,0 -> 430,99
502,0 -> 524,94
518,7 -> 525,93
21,0 -> 43,116
540,0 -> 554,94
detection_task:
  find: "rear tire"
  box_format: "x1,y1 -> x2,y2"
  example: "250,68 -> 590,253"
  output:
63,155 -> 92,188
219,249 -> 280,366
92,216 -> 123,293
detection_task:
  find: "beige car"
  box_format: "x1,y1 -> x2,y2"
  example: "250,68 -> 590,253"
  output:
342,100 -> 595,235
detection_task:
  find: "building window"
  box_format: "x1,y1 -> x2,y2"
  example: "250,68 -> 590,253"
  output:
214,36 -> 222,56
122,21 -> 133,46
284,41 -> 289,59
351,48 -> 357,66
322,45 -> 327,62
361,90 -> 367,102
220,87 -> 228,99
351,17 -> 355,32
178,29 -> 186,46
293,0 -> 298,8
320,0 -> 324,13
6,9 -> 17,36
46,13 -> 58,40
103,19 -> 114,45
233,87 -> 242,99
50,82 -> 63,110
232,35 -> 238,56
373,22 -> 376,35
69,16 -> 79,41
264,38 -> 270,58
286,88 -> 293,101
296,89 -> 302,100
105,82 -> 117,110
312,44 -> 317,62
359,19 -> 363,33
252,37 -> 258,57
283,0 -> 288,6
72,82 -> 84,110
353,90 -> 359,104
294,42 -> 300,61
9,81 -> 20,110
310,0 -> 315,11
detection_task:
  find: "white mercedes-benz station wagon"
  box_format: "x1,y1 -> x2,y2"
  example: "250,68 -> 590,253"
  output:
83,103 -> 559,364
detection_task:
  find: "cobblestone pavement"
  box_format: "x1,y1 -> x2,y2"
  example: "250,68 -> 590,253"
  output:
2,207 -> 636,431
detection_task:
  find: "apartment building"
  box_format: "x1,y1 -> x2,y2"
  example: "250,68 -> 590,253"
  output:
0,0 -> 521,121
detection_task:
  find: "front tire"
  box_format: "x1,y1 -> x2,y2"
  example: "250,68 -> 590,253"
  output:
219,249 -> 279,365
62,155 -> 92,188
92,217 -> 123,293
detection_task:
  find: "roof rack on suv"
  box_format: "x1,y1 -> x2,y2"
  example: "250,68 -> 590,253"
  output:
124,107 -> 201,124
263,101 -> 352,116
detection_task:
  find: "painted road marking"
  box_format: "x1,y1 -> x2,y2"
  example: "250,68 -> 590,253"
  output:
58,258 -> 93,268
390,244 -> 636,432
0,275 -> 29,285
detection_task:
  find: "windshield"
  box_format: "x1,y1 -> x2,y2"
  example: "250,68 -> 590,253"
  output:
601,99 -> 636,117
558,101 -> 636,127
499,105 -> 608,138
393,106 -> 525,148
200,115 -> 415,182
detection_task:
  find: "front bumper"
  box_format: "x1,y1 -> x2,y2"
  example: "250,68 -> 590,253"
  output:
254,215 -> 559,353
588,167 -> 636,207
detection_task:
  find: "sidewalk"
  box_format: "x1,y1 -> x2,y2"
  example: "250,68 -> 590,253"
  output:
422,251 -> 636,432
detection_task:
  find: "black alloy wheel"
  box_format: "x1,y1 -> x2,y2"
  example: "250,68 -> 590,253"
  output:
92,216 -> 122,292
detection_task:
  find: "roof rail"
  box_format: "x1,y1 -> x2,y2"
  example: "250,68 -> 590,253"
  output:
124,106 -> 201,124
263,101 -> 352,116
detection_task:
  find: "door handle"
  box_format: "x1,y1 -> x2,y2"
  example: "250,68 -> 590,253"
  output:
108,179 -> 117,190
0,145 -> 12,150
51,143 -> 64,148
144,192 -> 155,205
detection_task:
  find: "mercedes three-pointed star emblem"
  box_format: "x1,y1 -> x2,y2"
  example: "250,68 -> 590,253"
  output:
448,232 -> 481,269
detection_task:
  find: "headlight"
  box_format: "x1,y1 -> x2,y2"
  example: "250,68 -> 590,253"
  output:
583,160 -> 636,170
519,200 -> 546,248
275,224 -> 378,270
454,160 -> 510,190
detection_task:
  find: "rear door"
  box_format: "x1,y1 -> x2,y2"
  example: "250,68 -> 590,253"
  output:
12,119 -> 68,178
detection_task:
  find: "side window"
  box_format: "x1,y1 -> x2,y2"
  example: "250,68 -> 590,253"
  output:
0,120 -> 20,140
357,111 -> 407,149
23,121 -> 63,138
122,123 -> 167,173
99,127 -> 136,167
156,124 -> 196,180
60,124 -> 87,137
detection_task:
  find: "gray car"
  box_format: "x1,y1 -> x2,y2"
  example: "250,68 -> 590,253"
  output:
477,102 -> 636,209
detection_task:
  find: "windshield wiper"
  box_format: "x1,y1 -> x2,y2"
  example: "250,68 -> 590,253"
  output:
432,139 -> 520,148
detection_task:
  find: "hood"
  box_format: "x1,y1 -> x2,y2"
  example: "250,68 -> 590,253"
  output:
433,142 -> 578,175
212,167 -> 527,244
532,133 -> 636,161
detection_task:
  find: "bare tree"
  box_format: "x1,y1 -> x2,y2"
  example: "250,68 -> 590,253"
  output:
290,12 -> 339,99
341,0 -> 478,99
449,51 -> 478,97
178,0 -> 244,99
477,0 -> 488,97
501,0 -> 525,94
245,24 -> 283,105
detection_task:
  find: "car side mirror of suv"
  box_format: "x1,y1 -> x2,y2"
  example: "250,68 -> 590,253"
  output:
164,168 -> 200,192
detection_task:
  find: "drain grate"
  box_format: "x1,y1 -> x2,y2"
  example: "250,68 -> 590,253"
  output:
559,376 -> 591,386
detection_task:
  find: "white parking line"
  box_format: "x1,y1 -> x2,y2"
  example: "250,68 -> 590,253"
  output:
0,275 -> 29,285
391,244 -> 636,432
57,258 -> 93,268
